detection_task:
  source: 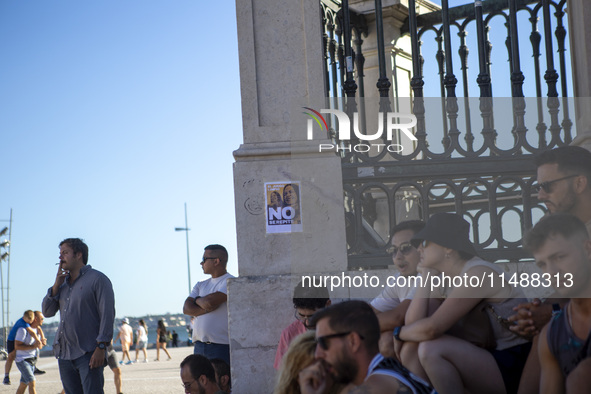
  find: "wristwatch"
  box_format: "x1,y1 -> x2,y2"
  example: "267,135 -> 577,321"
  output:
96,342 -> 107,350
393,326 -> 403,342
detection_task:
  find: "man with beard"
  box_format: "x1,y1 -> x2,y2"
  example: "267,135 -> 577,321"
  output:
535,146 -> 591,233
370,220 -> 425,358
42,238 -> 115,394
510,146 -> 591,333
180,354 -> 226,394
522,214 -> 591,393
510,146 -> 591,393
298,300 -> 433,394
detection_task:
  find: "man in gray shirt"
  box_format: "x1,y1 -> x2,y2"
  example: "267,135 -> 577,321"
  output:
42,238 -> 115,394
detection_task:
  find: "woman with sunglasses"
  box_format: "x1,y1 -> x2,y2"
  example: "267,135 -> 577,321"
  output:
395,213 -> 530,394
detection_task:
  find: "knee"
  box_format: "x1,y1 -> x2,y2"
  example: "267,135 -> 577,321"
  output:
418,339 -> 444,367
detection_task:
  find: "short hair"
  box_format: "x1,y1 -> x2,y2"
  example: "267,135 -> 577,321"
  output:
59,238 -> 89,264
292,281 -> 330,310
523,213 -> 590,253
23,310 -> 34,321
204,244 -> 228,265
210,358 -> 231,389
309,300 -> 379,354
389,220 -> 426,243
180,354 -> 216,383
534,146 -> 591,181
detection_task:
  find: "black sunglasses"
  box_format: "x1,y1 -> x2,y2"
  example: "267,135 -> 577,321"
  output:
533,174 -> 579,193
316,332 -> 364,350
385,242 -> 415,256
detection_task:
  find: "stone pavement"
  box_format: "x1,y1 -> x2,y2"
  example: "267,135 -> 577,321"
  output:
2,345 -> 194,394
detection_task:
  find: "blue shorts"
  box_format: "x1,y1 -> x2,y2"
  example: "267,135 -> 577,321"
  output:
16,360 -> 35,384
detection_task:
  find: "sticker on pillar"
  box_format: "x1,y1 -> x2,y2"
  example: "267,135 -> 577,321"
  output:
265,182 -> 303,233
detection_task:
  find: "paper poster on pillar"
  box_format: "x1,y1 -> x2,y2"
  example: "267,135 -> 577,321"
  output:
265,182 -> 303,233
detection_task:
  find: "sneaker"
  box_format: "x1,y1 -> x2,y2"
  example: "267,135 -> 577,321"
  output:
3,376 -> 10,385
34,368 -> 46,375
143,359 -> 148,363
119,360 -> 123,365
125,360 -> 133,365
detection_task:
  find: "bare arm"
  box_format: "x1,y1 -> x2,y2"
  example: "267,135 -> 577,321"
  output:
194,292 -> 227,313
538,324 -> 565,394
183,296 -> 208,317
25,327 -> 41,344
401,265 -> 499,342
376,300 -> 411,332
15,340 -> 39,351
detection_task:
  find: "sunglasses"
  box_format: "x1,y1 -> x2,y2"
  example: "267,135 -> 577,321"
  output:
385,242 -> 415,256
316,332 -> 364,350
533,174 -> 579,193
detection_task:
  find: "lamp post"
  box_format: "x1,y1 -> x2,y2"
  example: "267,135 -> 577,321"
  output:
175,203 -> 192,294
0,209 -> 12,350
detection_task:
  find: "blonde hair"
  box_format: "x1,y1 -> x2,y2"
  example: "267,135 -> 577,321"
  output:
274,331 -> 343,394
23,310 -> 34,322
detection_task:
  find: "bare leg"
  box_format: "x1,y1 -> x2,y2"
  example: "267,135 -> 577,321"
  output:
162,343 -> 172,359
112,367 -> 122,394
400,342 -> 429,382
5,350 -> 15,375
418,335 -> 505,394
27,381 -> 36,394
517,335 -> 539,394
16,382 -> 27,394
155,343 -> 160,360
141,348 -> 148,361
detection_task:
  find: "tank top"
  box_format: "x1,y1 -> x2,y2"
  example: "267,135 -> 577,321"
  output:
547,306 -> 591,376
459,257 -> 530,350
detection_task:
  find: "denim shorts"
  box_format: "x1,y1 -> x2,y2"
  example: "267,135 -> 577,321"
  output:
16,360 -> 35,384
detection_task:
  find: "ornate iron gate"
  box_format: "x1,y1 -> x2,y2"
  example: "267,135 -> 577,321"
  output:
320,0 -> 573,269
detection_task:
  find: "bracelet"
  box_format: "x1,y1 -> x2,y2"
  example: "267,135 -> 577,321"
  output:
393,326 -> 403,342
551,303 -> 561,317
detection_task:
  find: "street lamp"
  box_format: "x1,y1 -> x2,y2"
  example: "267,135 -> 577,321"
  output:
0,222 -> 10,350
175,203 -> 192,294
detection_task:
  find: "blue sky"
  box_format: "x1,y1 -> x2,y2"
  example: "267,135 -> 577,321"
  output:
0,1 -> 243,325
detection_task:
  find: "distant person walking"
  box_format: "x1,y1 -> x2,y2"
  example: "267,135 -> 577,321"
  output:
183,244 -> 234,365
13,311 -> 45,394
3,310 -> 43,385
115,318 -> 133,365
172,331 -> 178,347
155,320 -> 171,361
134,319 -> 149,363
42,238 -> 115,394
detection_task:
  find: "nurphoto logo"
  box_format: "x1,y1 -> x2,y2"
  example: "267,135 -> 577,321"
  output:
303,107 -> 417,153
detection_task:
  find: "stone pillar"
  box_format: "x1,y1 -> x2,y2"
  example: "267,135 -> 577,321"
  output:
230,1 -> 348,392
566,0 -> 591,150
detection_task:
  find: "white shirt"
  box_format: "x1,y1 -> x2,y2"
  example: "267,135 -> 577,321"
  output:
15,327 -> 36,362
370,273 -> 418,312
190,272 -> 234,344
137,325 -> 148,342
